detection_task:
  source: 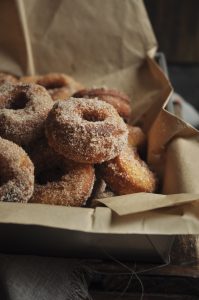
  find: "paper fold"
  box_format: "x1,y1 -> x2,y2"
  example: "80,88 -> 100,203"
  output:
1,202 -> 199,235
99,193 -> 199,216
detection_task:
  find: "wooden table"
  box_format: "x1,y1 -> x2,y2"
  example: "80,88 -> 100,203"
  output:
88,236 -> 199,299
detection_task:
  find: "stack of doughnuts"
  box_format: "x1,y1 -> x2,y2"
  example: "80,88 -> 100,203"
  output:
0,71 -> 156,206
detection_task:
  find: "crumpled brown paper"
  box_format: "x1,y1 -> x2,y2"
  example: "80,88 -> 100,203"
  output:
0,0 -> 199,234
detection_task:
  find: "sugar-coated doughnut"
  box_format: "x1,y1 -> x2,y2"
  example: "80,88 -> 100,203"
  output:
100,146 -> 156,195
21,73 -> 83,101
45,98 -> 128,164
0,137 -> 34,202
73,88 -> 132,121
31,162 -> 95,206
0,82 -> 53,146
29,138 -> 95,206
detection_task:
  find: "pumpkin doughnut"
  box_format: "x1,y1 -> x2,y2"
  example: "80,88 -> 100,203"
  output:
127,125 -> 146,149
73,88 -> 132,121
0,137 -> 34,202
45,98 -> 128,164
0,82 -> 53,146
0,72 -> 18,84
100,146 -> 156,195
29,139 -> 95,206
21,73 -> 83,101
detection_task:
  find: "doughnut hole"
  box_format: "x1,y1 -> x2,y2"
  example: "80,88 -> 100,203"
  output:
9,92 -> 29,110
82,110 -> 107,122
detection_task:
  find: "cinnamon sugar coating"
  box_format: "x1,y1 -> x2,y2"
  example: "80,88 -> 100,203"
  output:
100,146 -> 156,195
21,73 -> 83,101
0,82 -> 54,146
29,137 -> 95,206
45,98 -> 128,164
0,137 -> 34,202
73,88 -> 132,121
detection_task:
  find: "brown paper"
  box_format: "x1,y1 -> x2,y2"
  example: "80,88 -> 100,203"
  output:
163,137 -> 199,194
0,0 -> 199,235
0,0 -> 157,79
0,0 -> 34,75
1,202 -> 199,235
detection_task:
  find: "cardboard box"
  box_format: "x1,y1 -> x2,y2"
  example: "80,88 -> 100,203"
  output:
0,0 -> 199,263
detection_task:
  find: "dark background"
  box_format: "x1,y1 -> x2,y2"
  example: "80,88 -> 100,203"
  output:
144,0 -> 199,111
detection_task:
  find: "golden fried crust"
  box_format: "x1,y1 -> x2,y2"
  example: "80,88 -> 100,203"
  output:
45,98 -> 128,164
100,146 -> 156,195
0,82 -> 54,146
0,137 -> 34,202
127,125 -> 146,148
29,137 -> 95,206
73,88 -> 132,121
20,73 -> 83,101
31,161 -> 95,207
0,72 -> 18,84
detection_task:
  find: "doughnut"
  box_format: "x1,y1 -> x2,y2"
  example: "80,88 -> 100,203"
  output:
0,72 -> 18,84
99,146 -> 156,195
20,73 -> 83,101
127,125 -> 146,148
0,82 -> 53,146
29,139 -> 95,206
0,137 -> 34,202
73,88 -> 132,121
45,98 -> 128,164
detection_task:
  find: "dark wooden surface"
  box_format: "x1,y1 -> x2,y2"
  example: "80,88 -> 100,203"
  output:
88,236 -> 199,299
144,0 -> 199,63
169,64 -> 199,112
